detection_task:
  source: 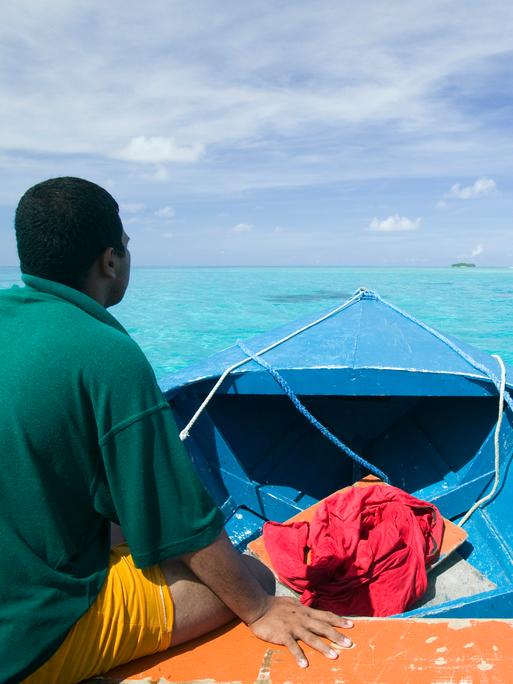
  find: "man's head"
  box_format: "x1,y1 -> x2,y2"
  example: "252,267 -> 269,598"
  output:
15,177 -> 130,306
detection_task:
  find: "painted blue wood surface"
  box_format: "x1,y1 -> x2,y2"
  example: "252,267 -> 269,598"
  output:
163,290 -> 513,618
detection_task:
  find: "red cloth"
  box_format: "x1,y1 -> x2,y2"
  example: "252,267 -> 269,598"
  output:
263,485 -> 443,617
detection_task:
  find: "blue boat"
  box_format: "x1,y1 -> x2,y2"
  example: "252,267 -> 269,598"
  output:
162,289 -> 513,619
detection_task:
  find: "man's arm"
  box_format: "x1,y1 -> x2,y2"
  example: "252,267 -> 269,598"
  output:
100,401 -> 352,666
180,530 -> 353,668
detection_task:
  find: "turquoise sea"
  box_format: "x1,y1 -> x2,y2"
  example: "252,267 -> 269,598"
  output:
2,265 -> 513,382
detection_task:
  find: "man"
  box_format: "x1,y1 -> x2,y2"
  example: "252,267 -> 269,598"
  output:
0,177 -> 353,683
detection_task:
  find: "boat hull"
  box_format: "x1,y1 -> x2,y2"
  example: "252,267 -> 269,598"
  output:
162,291 -> 513,617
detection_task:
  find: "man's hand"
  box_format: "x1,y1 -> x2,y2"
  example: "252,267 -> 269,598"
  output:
247,595 -> 353,668
180,531 -> 354,668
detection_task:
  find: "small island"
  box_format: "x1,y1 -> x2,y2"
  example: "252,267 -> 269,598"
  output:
451,262 -> 476,268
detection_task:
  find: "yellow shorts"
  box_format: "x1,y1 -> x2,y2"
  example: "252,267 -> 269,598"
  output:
23,544 -> 174,684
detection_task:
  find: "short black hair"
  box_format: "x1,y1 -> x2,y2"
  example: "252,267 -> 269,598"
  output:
15,177 -> 125,288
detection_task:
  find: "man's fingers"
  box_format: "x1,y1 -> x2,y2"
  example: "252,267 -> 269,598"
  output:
305,618 -> 353,648
306,607 -> 353,630
284,637 -> 309,669
247,597 -> 355,669
297,627 -> 343,659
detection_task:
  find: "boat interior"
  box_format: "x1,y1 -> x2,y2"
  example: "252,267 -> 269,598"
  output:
168,379 -> 513,618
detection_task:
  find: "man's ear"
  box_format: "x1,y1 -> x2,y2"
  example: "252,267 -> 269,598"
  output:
98,247 -> 117,279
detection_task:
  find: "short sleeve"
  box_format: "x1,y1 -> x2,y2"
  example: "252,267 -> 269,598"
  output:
95,405 -> 224,568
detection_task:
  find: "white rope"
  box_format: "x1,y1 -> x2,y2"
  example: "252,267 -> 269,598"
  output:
458,354 -> 506,527
180,291 -> 508,526
179,290 -> 365,440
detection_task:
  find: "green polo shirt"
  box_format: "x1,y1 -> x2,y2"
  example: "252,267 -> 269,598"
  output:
0,275 -> 224,683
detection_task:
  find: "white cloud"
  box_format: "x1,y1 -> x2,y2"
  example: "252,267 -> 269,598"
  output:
447,177 -> 497,200
155,205 -> 175,221
368,214 -> 421,232
1,2 -> 513,204
436,200 -> 447,210
141,165 -> 170,182
118,137 -> 204,164
121,202 -> 146,213
471,243 -> 484,257
232,222 -> 253,233
162,231 -> 174,239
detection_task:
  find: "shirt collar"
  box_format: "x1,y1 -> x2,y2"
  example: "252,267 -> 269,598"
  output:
22,274 -> 128,335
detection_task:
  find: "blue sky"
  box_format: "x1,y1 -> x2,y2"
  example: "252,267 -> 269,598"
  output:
2,1 -> 513,266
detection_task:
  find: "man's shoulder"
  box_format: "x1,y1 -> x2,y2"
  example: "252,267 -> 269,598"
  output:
43,296 -> 146,362
93,323 -> 154,374
33,291 -> 154,381
63,313 -> 154,380
1,282 -> 159,393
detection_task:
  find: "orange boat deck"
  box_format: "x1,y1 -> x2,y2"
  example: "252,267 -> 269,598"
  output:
94,617 -> 513,683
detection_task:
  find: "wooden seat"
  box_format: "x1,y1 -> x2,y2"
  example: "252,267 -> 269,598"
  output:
247,475 -> 468,574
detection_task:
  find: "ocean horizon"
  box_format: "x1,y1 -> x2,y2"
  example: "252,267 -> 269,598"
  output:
2,265 -> 513,382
